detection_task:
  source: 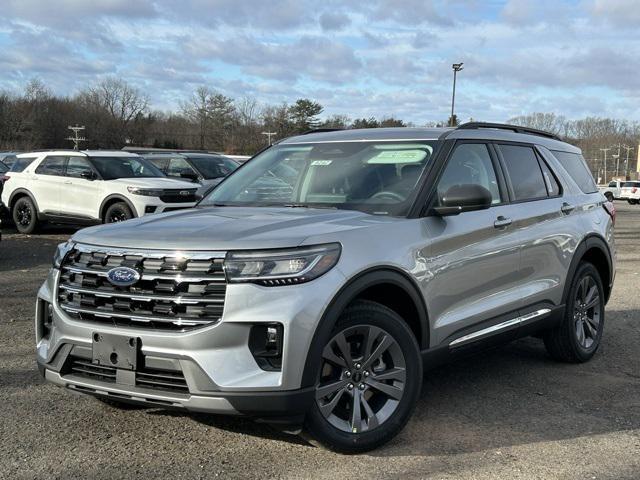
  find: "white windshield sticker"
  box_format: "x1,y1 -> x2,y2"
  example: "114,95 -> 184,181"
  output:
367,150 -> 427,164
311,160 -> 333,166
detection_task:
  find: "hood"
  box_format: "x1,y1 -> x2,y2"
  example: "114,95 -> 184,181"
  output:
107,177 -> 197,189
72,206 -> 399,250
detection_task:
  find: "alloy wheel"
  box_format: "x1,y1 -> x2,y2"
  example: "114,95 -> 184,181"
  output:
108,208 -> 128,223
16,202 -> 32,226
315,325 -> 407,434
573,274 -> 601,349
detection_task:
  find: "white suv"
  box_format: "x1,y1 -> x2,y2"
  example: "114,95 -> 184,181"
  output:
1,150 -> 198,233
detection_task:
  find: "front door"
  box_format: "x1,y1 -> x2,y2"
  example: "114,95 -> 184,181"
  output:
63,156 -> 101,219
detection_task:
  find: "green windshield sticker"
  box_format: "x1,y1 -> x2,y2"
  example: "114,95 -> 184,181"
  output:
311,160 -> 333,166
367,150 -> 427,164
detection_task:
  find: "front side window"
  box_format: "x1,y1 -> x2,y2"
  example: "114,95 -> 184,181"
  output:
201,141 -> 437,216
88,157 -> 164,180
35,156 -> 66,176
436,143 -> 501,205
499,145 -> 548,201
66,157 -> 95,178
189,155 -> 239,179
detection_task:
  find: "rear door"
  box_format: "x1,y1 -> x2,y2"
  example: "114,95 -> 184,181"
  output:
422,141 -> 524,345
62,156 -> 101,219
32,156 -> 67,214
494,143 -> 568,316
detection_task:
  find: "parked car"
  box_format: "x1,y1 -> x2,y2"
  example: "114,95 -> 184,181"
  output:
0,152 -> 20,167
1,150 -> 199,234
36,123 -> 615,453
619,181 -> 640,204
0,160 -> 8,199
598,180 -> 622,201
143,152 -> 239,195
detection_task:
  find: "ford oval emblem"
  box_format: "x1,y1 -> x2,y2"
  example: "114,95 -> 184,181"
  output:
180,190 -> 190,196
107,266 -> 140,287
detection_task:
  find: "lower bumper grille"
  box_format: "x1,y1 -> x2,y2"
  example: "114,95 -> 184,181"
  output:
66,356 -> 189,393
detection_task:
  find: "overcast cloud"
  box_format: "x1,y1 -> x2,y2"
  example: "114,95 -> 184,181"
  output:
0,0 -> 638,123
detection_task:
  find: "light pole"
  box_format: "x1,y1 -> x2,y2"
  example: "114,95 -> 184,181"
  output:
600,147 -> 611,184
450,63 -> 464,127
261,131 -> 277,146
623,145 -> 634,179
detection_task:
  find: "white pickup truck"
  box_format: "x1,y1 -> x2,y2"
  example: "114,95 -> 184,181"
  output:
598,181 -> 622,201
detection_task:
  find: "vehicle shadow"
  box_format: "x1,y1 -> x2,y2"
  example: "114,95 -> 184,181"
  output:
142,311 -> 640,455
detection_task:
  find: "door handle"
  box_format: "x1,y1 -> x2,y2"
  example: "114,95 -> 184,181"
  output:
561,202 -> 575,215
494,216 -> 512,228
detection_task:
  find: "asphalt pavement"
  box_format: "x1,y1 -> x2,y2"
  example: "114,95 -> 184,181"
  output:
1,204 -> 638,479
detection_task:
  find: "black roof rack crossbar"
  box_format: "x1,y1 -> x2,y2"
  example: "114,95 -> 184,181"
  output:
457,122 -> 561,141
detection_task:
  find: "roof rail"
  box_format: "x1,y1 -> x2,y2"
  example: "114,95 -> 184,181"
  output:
457,122 -> 561,141
301,128 -> 344,135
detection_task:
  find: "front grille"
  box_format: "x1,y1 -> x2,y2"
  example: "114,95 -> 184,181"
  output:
66,356 -> 189,393
57,244 -> 226,331
159,190 -> 197,203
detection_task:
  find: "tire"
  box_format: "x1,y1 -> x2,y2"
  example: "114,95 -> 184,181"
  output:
544,262 -> 605,363
304,300 -> 422,453
605,192 -> 614,202
104,202 -> 133,224
628,199 -> 638,205
12,196 -> 39,234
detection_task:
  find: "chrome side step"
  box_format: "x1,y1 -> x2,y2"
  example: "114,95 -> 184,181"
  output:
449,308 -> 551,347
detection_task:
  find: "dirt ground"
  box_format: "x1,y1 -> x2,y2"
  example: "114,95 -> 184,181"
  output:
1,203 -> 638,479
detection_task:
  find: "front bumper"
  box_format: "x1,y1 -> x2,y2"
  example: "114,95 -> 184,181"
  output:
36,265 -> 345,417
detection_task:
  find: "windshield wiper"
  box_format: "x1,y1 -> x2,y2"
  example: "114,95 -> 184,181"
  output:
281,203 -> 337,209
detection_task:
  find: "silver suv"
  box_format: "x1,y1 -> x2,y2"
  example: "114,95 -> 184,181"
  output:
36,123 -> 616,452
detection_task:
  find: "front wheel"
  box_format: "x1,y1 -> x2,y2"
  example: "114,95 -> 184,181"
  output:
104,202 -> 133,224
544,262 -> 605,363
305,300 -> 422,453
12,196 -> 39,234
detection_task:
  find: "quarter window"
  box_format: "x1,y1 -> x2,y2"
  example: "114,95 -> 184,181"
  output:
550,151 -> 598,194
436,143 -> 502,205
9,156 -> 36,172
498,145 -> 548,201
35,156 -> 66,176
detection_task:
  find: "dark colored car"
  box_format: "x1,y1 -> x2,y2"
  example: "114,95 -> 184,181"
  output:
143,153 -> 239,195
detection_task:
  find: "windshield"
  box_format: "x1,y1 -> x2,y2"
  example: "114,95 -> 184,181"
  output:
89,156 -> 164,180
189,155 -> 239,179
200,140 -> 437,216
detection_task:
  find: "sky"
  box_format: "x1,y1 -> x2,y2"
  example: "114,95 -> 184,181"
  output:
0,0 -> 638,124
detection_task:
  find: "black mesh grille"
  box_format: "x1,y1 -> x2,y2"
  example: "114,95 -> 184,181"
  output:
159,190 -> 197,203
57,246 -> 226,331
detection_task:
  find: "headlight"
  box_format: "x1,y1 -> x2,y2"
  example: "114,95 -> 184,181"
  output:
53,241 -> 74,268
127,187 -> 164,196
225,243 -> 341,286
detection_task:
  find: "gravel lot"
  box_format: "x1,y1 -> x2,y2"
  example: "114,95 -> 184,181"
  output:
1,204 -> 639,480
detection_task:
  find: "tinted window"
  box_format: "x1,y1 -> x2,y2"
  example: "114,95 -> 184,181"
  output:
499,145 -> 547,201
436,143 -> 501,205
167,157 -> 197,177
2,155 -> 17,168
35,156 -> 66,176
551,151 -> 598,193
189,155 -> 239,179
0,162 -> 7,173
88,157 -> 164,180
9,156 -> 36,172
608,181 -> 617,187
622,181 -> 640,188
146,157 -> 169,173
66,157 -> 94,178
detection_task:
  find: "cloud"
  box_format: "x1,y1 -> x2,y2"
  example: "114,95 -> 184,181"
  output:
588,0 -> 640,27
319,12 -> 351,31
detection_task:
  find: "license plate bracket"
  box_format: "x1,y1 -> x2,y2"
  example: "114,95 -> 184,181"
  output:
92,332 -> 139,370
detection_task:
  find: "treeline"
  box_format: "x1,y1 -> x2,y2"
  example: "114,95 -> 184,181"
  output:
0,78 -> 407,155
1,79 -> 638,179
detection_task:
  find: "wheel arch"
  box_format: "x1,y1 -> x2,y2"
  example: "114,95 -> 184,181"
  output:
563,234 -> 613,305
99,195 -> 138,222
300,267 -> 428,388
8,188 -> 42,219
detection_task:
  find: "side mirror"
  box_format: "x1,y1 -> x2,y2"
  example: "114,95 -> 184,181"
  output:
432,184 -> 493,216
80,171 -> 96,180
180,171 -> 199,182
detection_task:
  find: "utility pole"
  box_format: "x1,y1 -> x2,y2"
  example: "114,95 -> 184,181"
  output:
66,125 -> 86,150
614,144 -> 621,177
261,131 -> 277,146
450,63 -> 464,127
622,145 -> 634,179
600,148 -> 611,184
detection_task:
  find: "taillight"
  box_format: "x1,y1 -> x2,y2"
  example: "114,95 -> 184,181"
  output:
633,187 -> 637,194
603,201 -> 616,226
0,174 -> 9,183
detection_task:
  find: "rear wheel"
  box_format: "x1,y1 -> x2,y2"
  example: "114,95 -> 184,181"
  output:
305,300 -> 422,453
544,262 -> 605,363
12,196 -> 39,234
104,202 -> 133,224
628,199 -> 638,205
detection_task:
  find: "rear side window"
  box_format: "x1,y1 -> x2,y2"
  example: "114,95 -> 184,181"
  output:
498,145 -> 548,201
550,151 -> 597,193
9,156 -> 36,172
35,156 -> 66,176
